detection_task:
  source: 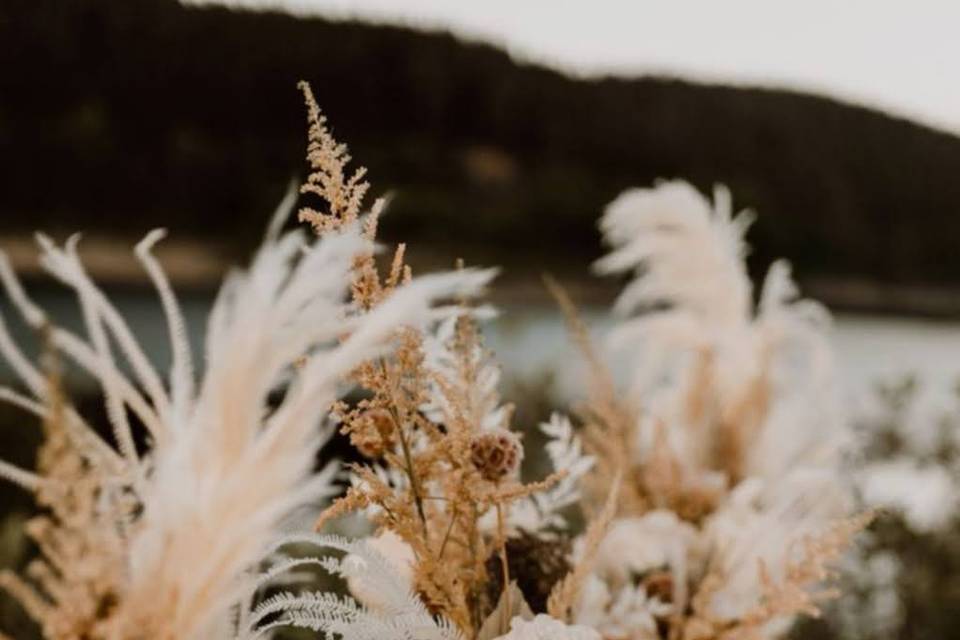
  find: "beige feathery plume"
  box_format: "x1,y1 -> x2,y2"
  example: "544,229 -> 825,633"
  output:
0,191 -> 493,639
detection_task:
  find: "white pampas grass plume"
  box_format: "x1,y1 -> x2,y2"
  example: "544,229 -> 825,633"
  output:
595,180 -> 752,328
0,196 -> 494,638
117,224 -> 493,638
595,180 -> 844,482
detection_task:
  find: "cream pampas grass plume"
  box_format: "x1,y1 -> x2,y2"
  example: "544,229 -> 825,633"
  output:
0,197 -> 493,638
593,179 -> 843,486
556,179 -> 866,640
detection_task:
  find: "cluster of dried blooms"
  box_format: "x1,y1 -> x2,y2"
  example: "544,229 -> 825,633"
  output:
0,83 -> 867,640
554,181 -> 873,640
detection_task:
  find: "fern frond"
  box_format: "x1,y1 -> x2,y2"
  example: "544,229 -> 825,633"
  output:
246,533 -> 464,640
511,413 -> 594,534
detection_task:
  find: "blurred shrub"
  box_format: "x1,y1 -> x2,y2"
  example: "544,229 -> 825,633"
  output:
795,377 -> 960,639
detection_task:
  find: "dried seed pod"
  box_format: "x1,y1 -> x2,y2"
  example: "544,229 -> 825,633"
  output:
470,429 -> 523,482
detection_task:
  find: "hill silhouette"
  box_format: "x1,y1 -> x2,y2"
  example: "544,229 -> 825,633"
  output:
4,0 -> 960,293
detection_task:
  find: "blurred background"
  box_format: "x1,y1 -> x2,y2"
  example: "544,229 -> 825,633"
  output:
4,0 -> 960,637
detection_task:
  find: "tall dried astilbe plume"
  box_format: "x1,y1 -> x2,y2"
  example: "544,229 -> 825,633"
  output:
295,82 -> 571,638
0,182 -> 492,638
298,80 -> 370,234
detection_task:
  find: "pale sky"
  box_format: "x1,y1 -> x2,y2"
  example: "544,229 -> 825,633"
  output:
188,0 -> 960,134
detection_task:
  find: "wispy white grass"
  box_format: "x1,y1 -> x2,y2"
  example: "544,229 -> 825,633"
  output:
0,194 -> 494,638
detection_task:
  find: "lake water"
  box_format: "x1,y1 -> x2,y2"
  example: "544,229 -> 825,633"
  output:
2,288 -> 960,406
486,307 -> 960,405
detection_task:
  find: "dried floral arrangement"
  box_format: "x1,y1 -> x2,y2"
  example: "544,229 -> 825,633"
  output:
0,83 -> 869,640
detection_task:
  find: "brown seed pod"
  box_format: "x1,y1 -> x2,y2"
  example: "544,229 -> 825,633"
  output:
469,429 -> 523,482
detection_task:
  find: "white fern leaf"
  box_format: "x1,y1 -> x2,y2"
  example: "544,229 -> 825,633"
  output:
246,533 -> 464,640
510,413 -> 594,534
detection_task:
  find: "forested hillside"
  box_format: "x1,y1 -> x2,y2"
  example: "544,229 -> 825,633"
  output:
4,0 -> 960,287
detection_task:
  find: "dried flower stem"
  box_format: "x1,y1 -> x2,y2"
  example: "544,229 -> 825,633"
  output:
495,499 -> 512,630
380,356 -> 430,539
547,472 -> 622,621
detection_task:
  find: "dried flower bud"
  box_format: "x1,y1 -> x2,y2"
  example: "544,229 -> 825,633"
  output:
350,408 -> 395,458
470,429 -> 522,482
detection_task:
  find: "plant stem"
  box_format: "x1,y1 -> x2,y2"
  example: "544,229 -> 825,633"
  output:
496,500 -> 511,630
438,506 -> 458,560
394,405 -> 430,540
377,356 -> 430,540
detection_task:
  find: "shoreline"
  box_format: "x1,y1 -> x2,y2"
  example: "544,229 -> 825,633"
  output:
4,235 -> 960,319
